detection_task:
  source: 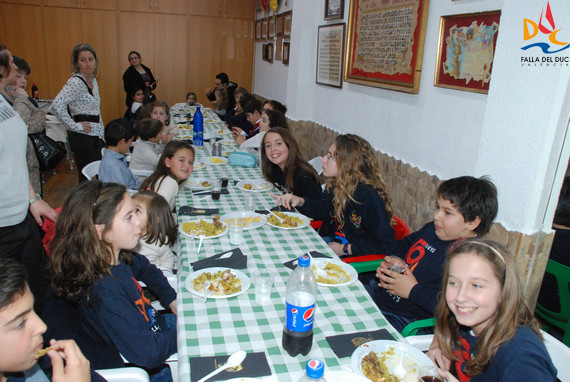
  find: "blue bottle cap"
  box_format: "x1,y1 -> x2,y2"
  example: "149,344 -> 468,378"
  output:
306,359 -> 324,378
298,255 -> 310,267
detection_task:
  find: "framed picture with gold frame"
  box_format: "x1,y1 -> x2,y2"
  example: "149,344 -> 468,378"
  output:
275,37 -> 283,61
282,41 -> 290,65
434,10 -> 501,94
266,42 -> 274,63
261,18 -> 268,40
283,11 -> 292,37
268,16 -> 276,39
255,19 -> 262,41
344,0 -> 429,93
276,13 -> 285,36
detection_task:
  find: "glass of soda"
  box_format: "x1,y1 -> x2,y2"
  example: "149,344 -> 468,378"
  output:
418,366 -> 444,382
211,179 -> 222,200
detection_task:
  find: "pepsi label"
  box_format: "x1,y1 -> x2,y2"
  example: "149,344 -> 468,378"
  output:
285,302 -> 314,332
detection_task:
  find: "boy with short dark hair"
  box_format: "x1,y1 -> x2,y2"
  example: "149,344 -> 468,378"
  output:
365,176 -> 498,332
98,118 -> 140,189
130,118 -> 164,172
0,258 -> 99,381
232,98 -> 262,145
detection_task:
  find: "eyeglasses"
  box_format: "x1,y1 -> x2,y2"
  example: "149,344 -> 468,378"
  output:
129,56 -> 139,61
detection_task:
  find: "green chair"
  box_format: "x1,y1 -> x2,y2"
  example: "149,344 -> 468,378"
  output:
401,317 -> 437,337
535,259 -> 570,346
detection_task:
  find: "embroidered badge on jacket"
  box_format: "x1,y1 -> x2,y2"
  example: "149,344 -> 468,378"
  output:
350,211 -> 362,229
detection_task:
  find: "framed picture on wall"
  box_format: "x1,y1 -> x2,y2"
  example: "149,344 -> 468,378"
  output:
261,18 -> 268,40
267,42 -> 274,63
434,10 -> 501,93
345,0 -> 429,93
316,23 -> 346,88
275,37 -> 283,61
283,11 -> 293,37
255,20 -> 262,41
282,41 -> 290,65
268,16 -> 276,39
325,0 -> 344,20
276,13 -> 285,36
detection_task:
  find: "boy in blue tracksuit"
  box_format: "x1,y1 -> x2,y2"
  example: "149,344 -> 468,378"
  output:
365,176 -> 498,332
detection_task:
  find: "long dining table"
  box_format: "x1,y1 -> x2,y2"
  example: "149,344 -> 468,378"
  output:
172,106 -> 402,381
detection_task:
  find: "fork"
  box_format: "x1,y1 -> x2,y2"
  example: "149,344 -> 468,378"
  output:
203,280 -> 210,302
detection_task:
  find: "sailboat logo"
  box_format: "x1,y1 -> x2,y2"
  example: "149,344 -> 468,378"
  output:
522,2 -> 569,54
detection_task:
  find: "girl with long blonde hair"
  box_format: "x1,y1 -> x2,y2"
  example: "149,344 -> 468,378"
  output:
428,239 -> 556,381
276,134 -> 394,257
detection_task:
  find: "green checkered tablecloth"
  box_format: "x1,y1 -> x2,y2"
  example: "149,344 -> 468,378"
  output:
174,117 -> 401,381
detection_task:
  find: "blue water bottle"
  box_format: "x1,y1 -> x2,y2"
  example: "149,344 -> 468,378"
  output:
193,106 -> 204,147
283,255 -> 318,357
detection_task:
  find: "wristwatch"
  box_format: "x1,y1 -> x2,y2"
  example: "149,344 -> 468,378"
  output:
30,193 -> 42,205
342,243 -> 350,256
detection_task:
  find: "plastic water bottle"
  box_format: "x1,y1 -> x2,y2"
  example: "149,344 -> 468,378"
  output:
297,359 -> 326,381
283,254 -> 318,357
193,106 -> 204,147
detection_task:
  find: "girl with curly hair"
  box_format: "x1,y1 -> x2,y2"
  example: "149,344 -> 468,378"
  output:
275,134 -> 394,257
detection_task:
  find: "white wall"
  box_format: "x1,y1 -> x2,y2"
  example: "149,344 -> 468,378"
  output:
252,0 -> 570,234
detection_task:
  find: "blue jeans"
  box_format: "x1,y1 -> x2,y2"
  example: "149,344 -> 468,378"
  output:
364,279 -> 433,335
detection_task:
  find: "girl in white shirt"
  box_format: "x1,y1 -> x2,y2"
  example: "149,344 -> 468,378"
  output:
133,190 -> 178,288
140,140 -> 194,211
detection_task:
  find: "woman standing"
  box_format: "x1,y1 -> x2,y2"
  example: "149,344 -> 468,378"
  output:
122,51 -> 157,106
52,44 -> 104,182
0,56 -> 45,194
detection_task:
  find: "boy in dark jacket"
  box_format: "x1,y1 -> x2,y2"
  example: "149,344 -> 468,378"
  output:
365,176 -> 498,332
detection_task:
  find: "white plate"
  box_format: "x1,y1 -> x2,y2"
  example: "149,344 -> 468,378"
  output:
193,161 -> 206,170
236,180 -> 273,192
221,211 -> 267,230
184,267 -> 250,299
326,371 -> 370,382
204,132 -> 216,140
311,258 -> 358,287
351,340 -> 434,382
209,156 -> 228,165
266,211 -> 311,230
178,219 -> 228,239
184,177 -> 211,190
220,138 -> 235,145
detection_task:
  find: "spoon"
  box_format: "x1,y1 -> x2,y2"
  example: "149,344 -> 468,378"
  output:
392,347 -> 407,380
197,350 -> 247,382
196,235 -> 205,254
267,209 -> 284,223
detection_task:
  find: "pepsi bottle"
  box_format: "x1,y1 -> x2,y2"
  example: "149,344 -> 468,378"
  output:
283,255 -> 318,357
298,359 -> 326,381
193,106 -> 204,147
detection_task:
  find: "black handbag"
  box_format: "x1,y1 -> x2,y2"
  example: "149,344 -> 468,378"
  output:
29,131 -> 65,171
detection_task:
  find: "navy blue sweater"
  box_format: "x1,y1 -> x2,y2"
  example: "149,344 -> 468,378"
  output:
453,327 -> 556,381
298,182 -> 394,256
79,254 -> 177,369
44,253 -> 177,370
369,222 -> 455,319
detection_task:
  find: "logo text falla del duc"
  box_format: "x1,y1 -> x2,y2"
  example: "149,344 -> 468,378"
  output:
521,2 -> 569,66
